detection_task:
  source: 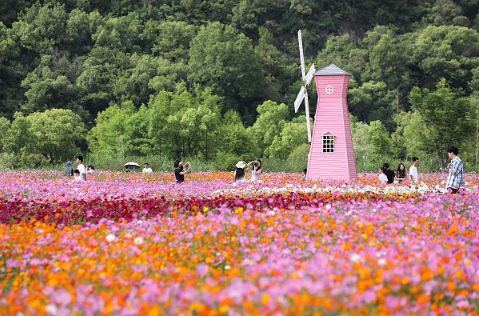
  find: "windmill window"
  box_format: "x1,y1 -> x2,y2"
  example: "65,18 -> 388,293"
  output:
322,134 -> 335,153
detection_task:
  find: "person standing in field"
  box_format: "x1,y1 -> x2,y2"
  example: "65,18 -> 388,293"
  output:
143,163 -> 152,174
446,146 -> 465,193
234,161 -> 247,182
65,161 -> 73,177
409,157 -> 420,185
174,159 -> 190,183
248,159 -> 262,181
76,155 -> 86,181
382,163 -> 395,184
395,163 -> 408,183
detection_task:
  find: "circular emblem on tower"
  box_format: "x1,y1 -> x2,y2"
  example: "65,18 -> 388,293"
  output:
325,85 -> 334,94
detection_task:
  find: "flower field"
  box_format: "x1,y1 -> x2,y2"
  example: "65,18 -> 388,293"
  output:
1,171 -> 478,315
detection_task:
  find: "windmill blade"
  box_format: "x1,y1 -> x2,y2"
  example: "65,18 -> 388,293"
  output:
298,30 -> 306,79
305,64 -> 316,86
294,86 -> 307,113
304,92 -> 312,142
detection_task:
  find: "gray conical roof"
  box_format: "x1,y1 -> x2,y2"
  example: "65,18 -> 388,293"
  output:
314,63 -> 351,76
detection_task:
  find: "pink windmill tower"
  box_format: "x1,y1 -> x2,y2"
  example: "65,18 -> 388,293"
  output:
294,30 -> 357,181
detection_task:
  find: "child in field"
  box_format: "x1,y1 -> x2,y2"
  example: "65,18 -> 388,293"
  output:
382,163 -> 395,184
301,168 -> 307,181
378,167 -> 388,184
73,169 -> 82,181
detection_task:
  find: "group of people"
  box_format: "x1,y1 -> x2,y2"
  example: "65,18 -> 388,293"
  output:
68,146 -> 466,193
378,158 -> 419,185
234,159 -> 263,182
378,146 -> 465,193
65,156 -> 93,181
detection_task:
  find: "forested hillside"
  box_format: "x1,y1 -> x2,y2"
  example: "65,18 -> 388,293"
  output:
0,0 -> 478,170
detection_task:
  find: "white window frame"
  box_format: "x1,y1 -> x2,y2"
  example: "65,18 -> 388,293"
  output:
322,134 -> 335,153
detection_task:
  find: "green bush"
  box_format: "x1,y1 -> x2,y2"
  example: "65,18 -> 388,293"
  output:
286,144 -> 310,170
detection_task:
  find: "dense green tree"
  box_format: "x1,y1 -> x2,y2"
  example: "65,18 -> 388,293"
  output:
366,30 -> 410,88
411,25 -> 479,90
91,13 -> 142,53
148,90 -> 177,156
3,112 -> 34,156
217,110 -> 258,158
0,117 -> 10,152
0,22 -> 23,118
348,81 -> 396,129
21,52 -> 80,114
87,102 -> 135,158
148,85 -> 223,159
266,116 -> 308,159
391,111 -> 428,161
142,21 -> 196,62
425,0 -> 464,26
189,22 -> 265,116
124,104 -> 153,156
64,9 -> 102,54
113,54 -> 182,105
26,109 -> 86,163
12,3 -> 68,51
410,80 -> 475,167
251,100 -> 289,156
76,46 -> 130,115
352,119 -> 392,169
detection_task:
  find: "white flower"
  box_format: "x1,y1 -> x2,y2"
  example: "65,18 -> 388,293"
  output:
350,254 -> 361,263
378,259 -> 387,266
224,265 -> 231,270
134,237 -> 144,245
46,304 -> 58,316
106,234 -> 116,242
269,210 -> 276,216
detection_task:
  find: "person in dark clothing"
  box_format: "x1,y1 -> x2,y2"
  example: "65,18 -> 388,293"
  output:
382,163 -> 395,184
174,159 -> 189,183
65,161 -> 73,177
395,163 -> 407,183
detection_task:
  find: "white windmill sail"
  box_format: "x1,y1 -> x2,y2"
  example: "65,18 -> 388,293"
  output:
295,30 -> 315,142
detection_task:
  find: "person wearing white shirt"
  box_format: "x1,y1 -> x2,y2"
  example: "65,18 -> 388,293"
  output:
73,169 -> 83,181
378,168 -> 388,184
143,163 -> 153,174
409,156 -> 420,185
76,155 -> 86,181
